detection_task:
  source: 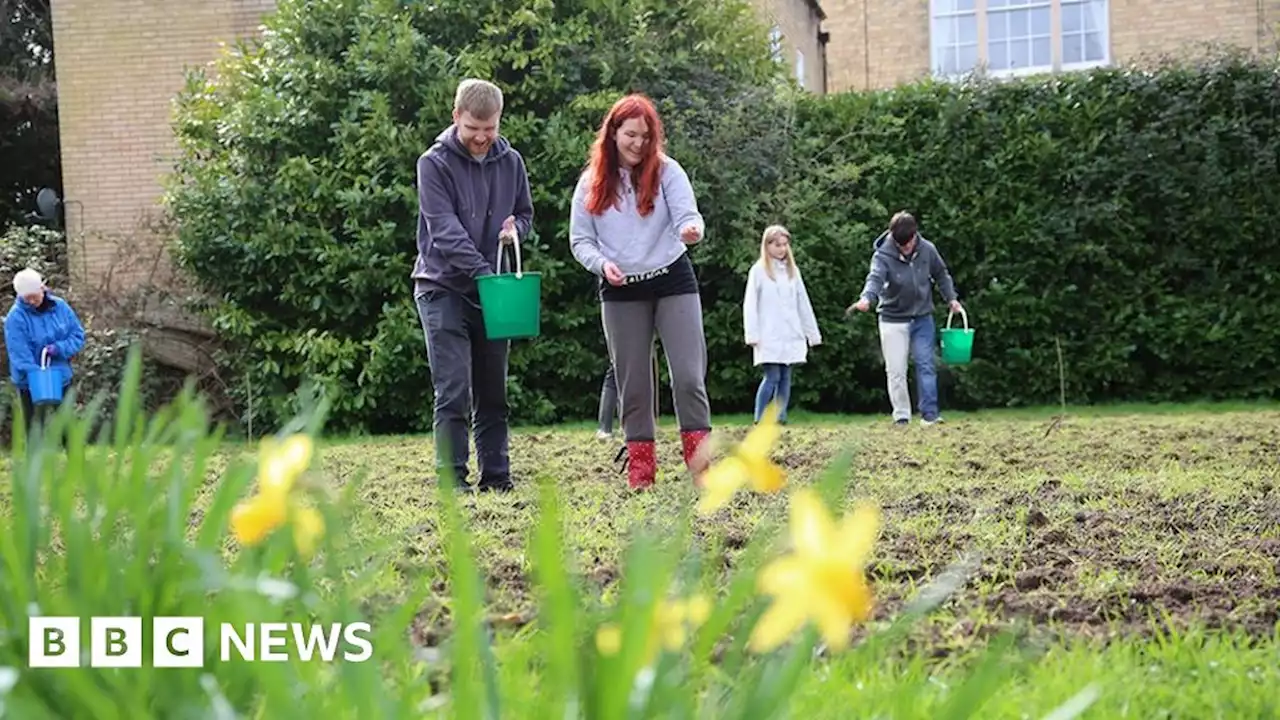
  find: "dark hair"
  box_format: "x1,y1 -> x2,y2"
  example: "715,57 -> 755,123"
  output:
889,211 -> 917,245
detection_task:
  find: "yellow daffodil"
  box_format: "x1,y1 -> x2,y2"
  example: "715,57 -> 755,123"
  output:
748,489 -> 880,654
229,434 -> 325,559
595,593 -> 712,663
595,624 -> 622,656
654,593 -> 711,651
257,434 -> 313,497
229,494 -> 287,545
291,504 -> 325,559
696,401 -> 786,515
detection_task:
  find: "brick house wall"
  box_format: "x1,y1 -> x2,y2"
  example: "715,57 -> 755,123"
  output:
50,0 -> 278,371
751,0 -> 831,93
51,0 -> 277,295
822,0 -> 1280,93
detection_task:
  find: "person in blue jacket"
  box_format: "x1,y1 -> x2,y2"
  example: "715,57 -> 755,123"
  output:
4,268 -> 85,435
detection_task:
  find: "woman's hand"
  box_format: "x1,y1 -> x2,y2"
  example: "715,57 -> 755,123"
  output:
602,261 -> 625,287
679,224 -> 702,244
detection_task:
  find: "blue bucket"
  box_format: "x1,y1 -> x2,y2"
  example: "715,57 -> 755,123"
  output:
29,348 -> 63,406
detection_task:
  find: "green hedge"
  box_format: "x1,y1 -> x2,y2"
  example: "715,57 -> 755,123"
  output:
164,0 -> 1280,435
774,52 -> 1280,412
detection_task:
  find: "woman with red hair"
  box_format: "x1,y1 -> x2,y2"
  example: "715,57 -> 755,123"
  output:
569,93 -> 712,491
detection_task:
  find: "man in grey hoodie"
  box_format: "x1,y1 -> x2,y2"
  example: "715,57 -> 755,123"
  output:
847,211 -> 963,425
413,79 -> 534,492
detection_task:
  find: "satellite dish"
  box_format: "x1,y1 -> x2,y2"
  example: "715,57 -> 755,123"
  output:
35,187 -> 61,222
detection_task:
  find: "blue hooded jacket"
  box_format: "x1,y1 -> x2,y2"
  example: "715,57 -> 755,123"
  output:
4,293 -> 85,389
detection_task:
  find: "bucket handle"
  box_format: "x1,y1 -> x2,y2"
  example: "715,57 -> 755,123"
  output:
499,234 -> 523,280
946,305 -> 969,331
40,347 -> 51,369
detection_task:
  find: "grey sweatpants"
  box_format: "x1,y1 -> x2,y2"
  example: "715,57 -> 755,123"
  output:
602,292 -> 712,441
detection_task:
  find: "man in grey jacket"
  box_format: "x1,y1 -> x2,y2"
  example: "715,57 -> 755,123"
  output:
847,211 -> 963,425
413,78 -> 534,492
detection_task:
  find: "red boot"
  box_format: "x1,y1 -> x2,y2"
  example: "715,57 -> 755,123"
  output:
680,429 -> 712,486
626,440 -> 657,490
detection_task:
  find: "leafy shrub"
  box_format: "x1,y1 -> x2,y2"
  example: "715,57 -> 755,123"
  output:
788,49 -> 1280,409
164,0 -> 786,434
0,224 -> 66,289
168,0 -> 1280,436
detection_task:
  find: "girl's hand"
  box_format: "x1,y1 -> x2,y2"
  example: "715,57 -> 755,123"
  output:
679,225 -> 701,244
602,261 -> 625,287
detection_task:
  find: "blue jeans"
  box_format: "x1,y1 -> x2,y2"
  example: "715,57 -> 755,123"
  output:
753,363 -> 793,423
877,315 -> 938,422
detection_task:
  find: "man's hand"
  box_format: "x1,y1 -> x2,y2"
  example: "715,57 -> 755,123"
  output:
844,298 -> 871,317
949,299 -> 963,314
499,215 -> 518,245
43,344 -> 56,358
602,261 -> 625,287
679,224 -> 701,244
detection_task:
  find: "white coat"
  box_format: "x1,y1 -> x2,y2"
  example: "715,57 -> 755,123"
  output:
742,258 -> 822,366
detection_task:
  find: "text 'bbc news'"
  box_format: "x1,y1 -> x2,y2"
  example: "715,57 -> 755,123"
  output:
28,617 -> 374,668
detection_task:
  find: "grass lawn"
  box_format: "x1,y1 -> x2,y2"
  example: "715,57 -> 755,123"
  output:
3,398 -> 1277,717
323,402 -> 1280,717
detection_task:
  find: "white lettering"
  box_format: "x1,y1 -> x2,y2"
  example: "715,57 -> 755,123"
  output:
259,623 -> 289,661
291,623 -> 343,662
220,624 -> 254,661
342,622 -> 373,662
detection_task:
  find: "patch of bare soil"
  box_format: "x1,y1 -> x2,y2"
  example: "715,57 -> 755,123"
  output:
403,411 -> 1280,652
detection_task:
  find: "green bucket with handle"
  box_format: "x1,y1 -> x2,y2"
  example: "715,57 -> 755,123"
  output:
476,236 -> 542,340
939,306 -> 975,365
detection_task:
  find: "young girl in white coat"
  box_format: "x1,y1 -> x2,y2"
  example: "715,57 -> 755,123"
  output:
742,225 -> 822,424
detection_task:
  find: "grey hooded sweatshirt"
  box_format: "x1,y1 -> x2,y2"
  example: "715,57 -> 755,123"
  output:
412,126 -> 534,298
858,230 -> 958,323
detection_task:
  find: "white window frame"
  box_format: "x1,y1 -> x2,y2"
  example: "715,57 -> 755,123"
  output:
1058,0 -> 1110,72
795,49 -> 806,88
930,0 -> 980,79
928,0 -> 1110,80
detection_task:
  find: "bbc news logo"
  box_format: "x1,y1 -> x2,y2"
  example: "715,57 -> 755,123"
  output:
28,617 -> 374,668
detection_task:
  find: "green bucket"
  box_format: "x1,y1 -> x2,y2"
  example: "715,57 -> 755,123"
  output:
476,237 -> 542,340
939,306 -> 975,365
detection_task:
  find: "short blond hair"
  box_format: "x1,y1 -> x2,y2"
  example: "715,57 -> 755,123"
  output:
454,79 -> 504,120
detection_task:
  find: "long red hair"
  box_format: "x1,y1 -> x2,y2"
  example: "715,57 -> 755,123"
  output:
584,94 -> 665,217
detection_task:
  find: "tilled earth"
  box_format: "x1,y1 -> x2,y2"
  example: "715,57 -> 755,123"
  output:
326,407 -> 1280,652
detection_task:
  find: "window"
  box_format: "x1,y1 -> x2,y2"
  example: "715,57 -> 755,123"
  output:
795,49 -> 806,88
769,25 -> 784,63
930,0 -> 1109,78
931,0 -> 979,76
987,0 -> 1051,73
1060,0 -> 1107,67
